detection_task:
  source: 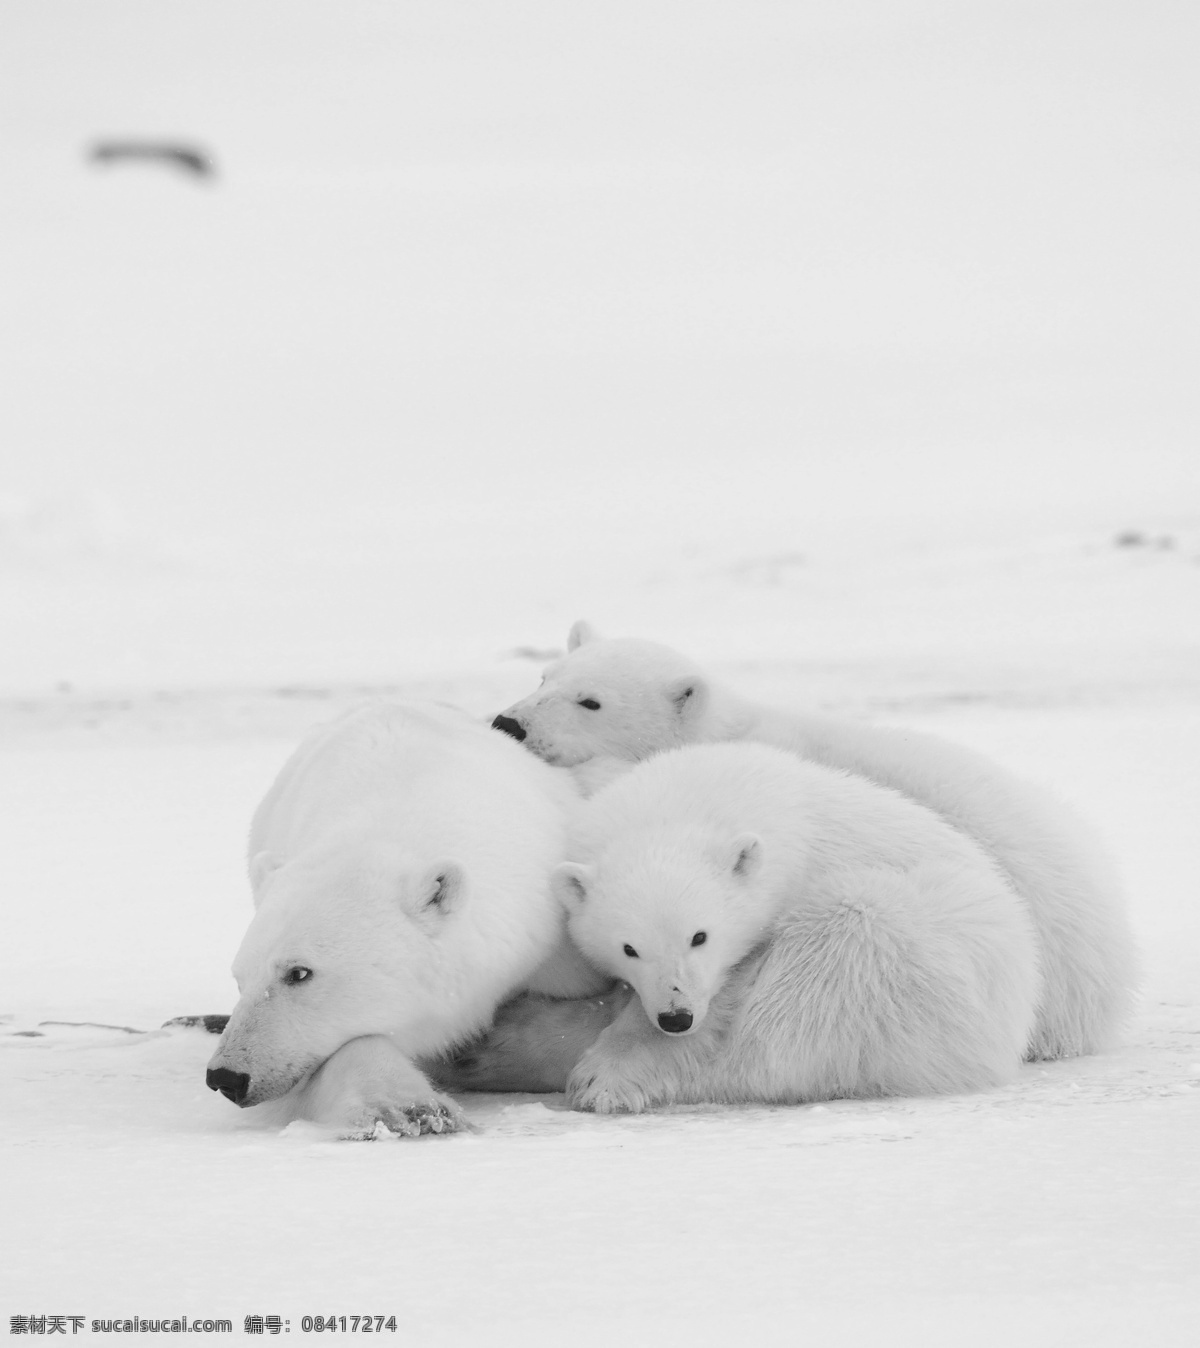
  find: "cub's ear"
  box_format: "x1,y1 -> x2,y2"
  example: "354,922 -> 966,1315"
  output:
567,620 -> 600,651
552,862 -> 594,910
664,674 -> 708,723
728,834 -> 762,880
417,861 -> 467,918
248,851 -> 281,892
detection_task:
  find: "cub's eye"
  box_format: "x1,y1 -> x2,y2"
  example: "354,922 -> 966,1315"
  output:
623,944 -> 639,958
578,698 -> 601,711
691,932 -> 707,947
283,966 -> 313,986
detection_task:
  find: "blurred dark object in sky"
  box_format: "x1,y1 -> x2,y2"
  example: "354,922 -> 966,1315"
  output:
88,140 -> 214,179
1113,530 -> 1176,551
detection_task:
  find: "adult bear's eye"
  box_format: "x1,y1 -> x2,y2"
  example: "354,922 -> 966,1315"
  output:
623,944 -> 639,958
691,932 -> 707,947
578,698 -> 601,711
283,966 -> 313,985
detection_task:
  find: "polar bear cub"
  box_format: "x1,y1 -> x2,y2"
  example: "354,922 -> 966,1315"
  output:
494,622 -> 1136,1061
206,701 -> 606,1137
554,741 -> 1041,1112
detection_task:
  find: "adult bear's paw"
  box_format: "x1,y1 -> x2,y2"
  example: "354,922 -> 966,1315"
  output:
296,1035 -> 467,1139
345,1093 -> 467,1141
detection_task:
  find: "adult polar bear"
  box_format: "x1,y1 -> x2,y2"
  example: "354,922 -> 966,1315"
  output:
206,701 -> 608,1136
492,622 -> 1137,1061
555,741 -> 1041,1112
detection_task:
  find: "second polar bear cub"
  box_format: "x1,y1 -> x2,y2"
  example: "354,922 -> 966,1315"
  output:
555,740 -> 1041,1112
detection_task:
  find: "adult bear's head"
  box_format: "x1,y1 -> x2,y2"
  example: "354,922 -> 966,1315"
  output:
206,843 -> 470,1107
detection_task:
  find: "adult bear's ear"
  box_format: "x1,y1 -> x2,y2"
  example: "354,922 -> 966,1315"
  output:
728,834 -> 762,880
552,862 -> 594,910
567,620 -> 600,651
417,861 -> 467,919
664,674 -> 708,724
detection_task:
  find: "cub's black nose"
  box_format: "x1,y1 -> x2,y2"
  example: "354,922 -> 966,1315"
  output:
492,715 -> 526,742
206,1067 -> 250,1104
657,1009 -> 694,1034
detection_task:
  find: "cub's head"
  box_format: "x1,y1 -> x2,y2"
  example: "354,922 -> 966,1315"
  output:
492,621 -> 710,767
206,846 -> 471,1107
554,831 -> 766,1036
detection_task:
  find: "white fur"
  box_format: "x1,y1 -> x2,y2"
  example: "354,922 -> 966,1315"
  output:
497,623 -> 1137,1059
208,701 -> 606,1135
557,742 -> 1042,1111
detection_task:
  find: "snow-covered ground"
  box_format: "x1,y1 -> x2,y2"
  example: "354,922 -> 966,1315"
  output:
2,2 -> 1199,1343
3,695 -> 1199,1345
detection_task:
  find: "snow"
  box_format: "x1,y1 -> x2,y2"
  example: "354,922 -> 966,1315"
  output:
2,1 -> 1199,1343
4,700 -> 1198,1344
2,0 -> 1199,694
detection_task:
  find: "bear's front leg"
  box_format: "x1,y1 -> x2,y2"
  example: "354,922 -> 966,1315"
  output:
567,996 -> 699,1114
294,1035 -> 467,1139
427,986 -> 630,1093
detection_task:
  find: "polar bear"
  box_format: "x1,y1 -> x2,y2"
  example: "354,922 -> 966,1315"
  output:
491,622 -> 1137,1061
205,701 -> 607,1137
547,740 -> 1041,1111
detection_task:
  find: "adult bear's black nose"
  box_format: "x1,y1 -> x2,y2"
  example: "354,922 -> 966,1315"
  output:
206,1067 -> 251,1104
492,715 -> 526,742
657,1010 -> 694,1034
